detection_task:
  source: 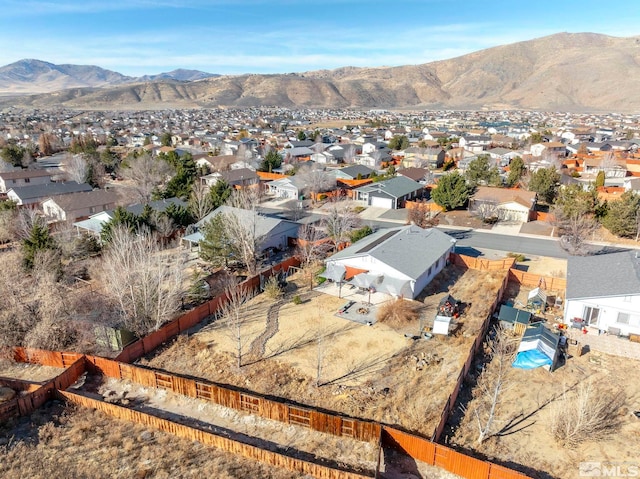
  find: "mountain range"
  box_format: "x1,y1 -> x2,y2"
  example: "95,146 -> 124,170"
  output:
0,59 -> 218,94
1,33 -> 640,112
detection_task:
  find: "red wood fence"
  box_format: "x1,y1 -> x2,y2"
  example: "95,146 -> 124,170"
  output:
58,390 -> 373,479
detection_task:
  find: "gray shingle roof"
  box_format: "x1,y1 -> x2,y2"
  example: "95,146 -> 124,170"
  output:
355,176 -> 423,199
566,250 -> 640,300
328,225 -> 455,280
9,182 -> 92,200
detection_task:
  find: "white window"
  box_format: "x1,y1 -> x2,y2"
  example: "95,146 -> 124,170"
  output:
617,312 -> 630,324
583,306 -> 600,326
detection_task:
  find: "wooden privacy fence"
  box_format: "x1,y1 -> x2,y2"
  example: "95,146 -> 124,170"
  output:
115,256 -> 301,364
58,390 -> 373,479
451,253 -> 516,272
508,269 -> 566,292
431,269 -> 511,442
0,351 -> 86,421
84,355 -> 381,443
382,427 -> 530,479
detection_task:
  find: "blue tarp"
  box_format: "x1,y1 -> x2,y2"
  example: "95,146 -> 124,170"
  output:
512,349 -> 553,369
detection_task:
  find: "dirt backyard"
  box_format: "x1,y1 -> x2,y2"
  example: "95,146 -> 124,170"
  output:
0,401 -> 301,479
140,266 -> 508,437
448,350 -> 640,479
0,360 -> 65,383
75,375 -> 378,474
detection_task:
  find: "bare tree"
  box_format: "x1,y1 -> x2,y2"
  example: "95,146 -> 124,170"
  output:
63,153 -> 88,183
296,224 -> 331,267
406,201 -> 439,228
98,226 -> 185,336
468,325 -> 517,444
552,207 -> 598,256
599,150 -> 618,178
471,199 -> 501,224
188,181 -> 213,221
220,189 -> 266,275
322,201 -> 361,248
342,144 -> 356,164
121,153 -> 173,202
220,276 -> 255,369
296,162 -> 336,203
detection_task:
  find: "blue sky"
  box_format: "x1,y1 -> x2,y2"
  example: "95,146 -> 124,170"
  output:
0,0 -> 638,76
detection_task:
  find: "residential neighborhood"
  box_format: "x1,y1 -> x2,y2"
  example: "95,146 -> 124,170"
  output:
2,105 -> 640,479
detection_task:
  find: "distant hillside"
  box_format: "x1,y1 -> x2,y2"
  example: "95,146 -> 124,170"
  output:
136,69 -> 219,82
2,33 -> 640,111
0,60 -> 217,95
0,59 -> 132,94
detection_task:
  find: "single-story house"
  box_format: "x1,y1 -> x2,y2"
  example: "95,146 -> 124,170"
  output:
267,176 -> 308,199
563,250 -> 640,337
0,169 -> 55,193
469,186 -> 537,223
353,176 -> 424,209
397,167 -> 432,184
331,165 -> 375,180
486,148 -> 521,167
323,224 -> 456,299
201,168 -> 259,189
73,197 -> 187,238
182,205 -> 300,252
42,189 -> 119,223
7,181 -> 93,206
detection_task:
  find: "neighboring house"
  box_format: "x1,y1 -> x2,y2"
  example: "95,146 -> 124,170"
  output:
486,148 -> 521,167
0,169 -> 56,193
397,167 -> 432,184
42,189 -> 119,223
353,176 -> 424,209
458,135 -> 491,150
564,251 -> 640,337
267,176 -> 307,199
401,147 -> 445,169
530,142 -> 566,158
310,151 -> 336,164
469,186 -> 537,223
73,197 -> 187,238
201,168 -> 259,189
7,182 -> 92,206
331,165 -> 375,180
324,225 -> 456,299
182,205 -> 300,252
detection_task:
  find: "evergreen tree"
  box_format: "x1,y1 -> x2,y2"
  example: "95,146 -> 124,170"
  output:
595,170 -> 605,188
199,214 -> 233,267
506,157 -> 525,187
388,135 -> 409,151
601,191 -> 640,238
209,179 -> 232,209
259,150 -> 282,172
22,221 -> 57,270
432,171 -> 470,211
465,155 -> 501,188
529,167 -> 560,203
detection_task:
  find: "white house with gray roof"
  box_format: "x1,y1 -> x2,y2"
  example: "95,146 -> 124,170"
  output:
324,225 -> 456,299
564,251 -> 640,337
353,176 -> 424,209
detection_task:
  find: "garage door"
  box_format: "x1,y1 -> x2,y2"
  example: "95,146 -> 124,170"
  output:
370,196 -> 394,209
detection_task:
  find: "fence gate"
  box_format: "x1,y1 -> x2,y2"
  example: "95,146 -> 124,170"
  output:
155,373 -> 173,390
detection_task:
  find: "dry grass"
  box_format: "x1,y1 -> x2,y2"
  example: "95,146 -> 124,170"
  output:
550,380 -> 626,447
376,299 -> 422,327
0,403 -> 300,479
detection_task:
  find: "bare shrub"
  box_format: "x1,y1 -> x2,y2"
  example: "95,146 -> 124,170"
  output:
550,380 -> 625,447
263,275 -> 283,300
376,299 -> 421,326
